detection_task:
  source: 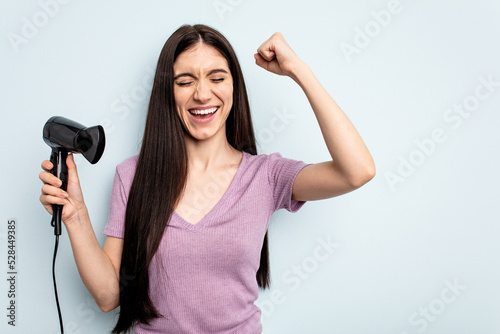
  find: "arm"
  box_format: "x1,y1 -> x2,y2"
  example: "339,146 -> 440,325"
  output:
255,33 -> 375,201
39,154 -> 122,312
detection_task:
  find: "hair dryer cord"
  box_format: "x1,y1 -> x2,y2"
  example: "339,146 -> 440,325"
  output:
52,230 -> 64,334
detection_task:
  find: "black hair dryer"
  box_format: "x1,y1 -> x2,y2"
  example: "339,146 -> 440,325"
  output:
43,116 -> 105,235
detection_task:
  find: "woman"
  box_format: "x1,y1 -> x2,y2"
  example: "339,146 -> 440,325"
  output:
39,24 -> 375,334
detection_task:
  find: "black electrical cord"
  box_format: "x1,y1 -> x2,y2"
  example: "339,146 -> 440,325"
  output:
51,216 -> 64,334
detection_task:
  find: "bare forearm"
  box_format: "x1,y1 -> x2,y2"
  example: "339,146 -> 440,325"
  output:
291,62 -> 375,183
65,209 -> 120,311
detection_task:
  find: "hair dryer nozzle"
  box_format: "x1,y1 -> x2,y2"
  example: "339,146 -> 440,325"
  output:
43,116 -> 106,164
75,125 -> 105,164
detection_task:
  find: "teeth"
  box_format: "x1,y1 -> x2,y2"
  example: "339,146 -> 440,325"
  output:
190,107 -> 218,115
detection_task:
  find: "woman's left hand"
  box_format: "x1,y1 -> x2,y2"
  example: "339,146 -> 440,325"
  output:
254,32 -> 305,79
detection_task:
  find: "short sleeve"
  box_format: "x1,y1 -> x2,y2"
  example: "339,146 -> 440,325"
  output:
103,168 -> 128,238
267,152 -> 311,213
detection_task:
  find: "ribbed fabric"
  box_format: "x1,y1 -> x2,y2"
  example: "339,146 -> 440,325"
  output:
103,151 -> 311,334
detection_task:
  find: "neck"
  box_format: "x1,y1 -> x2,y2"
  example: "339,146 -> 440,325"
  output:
184,130 -> 239,172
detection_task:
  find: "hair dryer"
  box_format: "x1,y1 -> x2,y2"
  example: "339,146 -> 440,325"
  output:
43,116 -> 105,235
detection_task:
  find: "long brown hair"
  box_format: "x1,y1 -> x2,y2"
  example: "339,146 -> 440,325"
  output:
112,24 -> 270,333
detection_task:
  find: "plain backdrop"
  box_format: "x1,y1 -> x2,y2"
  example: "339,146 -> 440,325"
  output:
1,0 -> 499,333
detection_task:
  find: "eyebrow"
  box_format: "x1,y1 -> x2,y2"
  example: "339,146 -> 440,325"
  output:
173,68 -> 229,80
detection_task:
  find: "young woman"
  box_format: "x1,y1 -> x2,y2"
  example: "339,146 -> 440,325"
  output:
39,24 -> 375,334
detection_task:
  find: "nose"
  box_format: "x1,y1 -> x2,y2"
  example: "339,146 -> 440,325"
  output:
194,79 -> 212,103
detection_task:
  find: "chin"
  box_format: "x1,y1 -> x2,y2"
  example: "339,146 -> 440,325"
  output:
188,130 -> 216,141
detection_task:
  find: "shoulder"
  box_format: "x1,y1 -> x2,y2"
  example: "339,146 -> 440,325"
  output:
242,151 -> 304,179
115,155 -> 139,180
245,151 -> 303,165
242,151 -> 283,165
241,151 -> 280,172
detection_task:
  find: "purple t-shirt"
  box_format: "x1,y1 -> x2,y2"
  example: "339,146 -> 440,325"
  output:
104,151 -> 311,334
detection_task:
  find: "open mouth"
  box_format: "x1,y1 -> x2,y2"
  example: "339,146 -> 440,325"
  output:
188,107 -> 219,120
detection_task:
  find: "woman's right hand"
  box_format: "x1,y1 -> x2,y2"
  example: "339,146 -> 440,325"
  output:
39,153 -> 87,225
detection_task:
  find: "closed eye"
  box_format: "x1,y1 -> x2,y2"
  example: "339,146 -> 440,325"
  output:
176,81 -> 193,86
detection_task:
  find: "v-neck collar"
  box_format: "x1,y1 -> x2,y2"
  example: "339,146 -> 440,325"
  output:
171,151 -> 248,231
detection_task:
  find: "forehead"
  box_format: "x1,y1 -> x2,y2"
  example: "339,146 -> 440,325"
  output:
173,43 -> 230,73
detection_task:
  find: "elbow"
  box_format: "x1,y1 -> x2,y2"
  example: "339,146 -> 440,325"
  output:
365,163 -> 376,183
95,292 -> 119,313
99,301 -> 119,313
348,164 -> 376,189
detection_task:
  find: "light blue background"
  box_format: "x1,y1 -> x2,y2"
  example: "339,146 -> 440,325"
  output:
1,0 -> 499,333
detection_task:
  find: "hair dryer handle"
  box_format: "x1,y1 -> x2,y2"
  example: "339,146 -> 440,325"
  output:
49,148 -> 68,236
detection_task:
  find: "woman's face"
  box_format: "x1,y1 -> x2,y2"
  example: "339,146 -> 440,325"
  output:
173,43 -> 233,141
